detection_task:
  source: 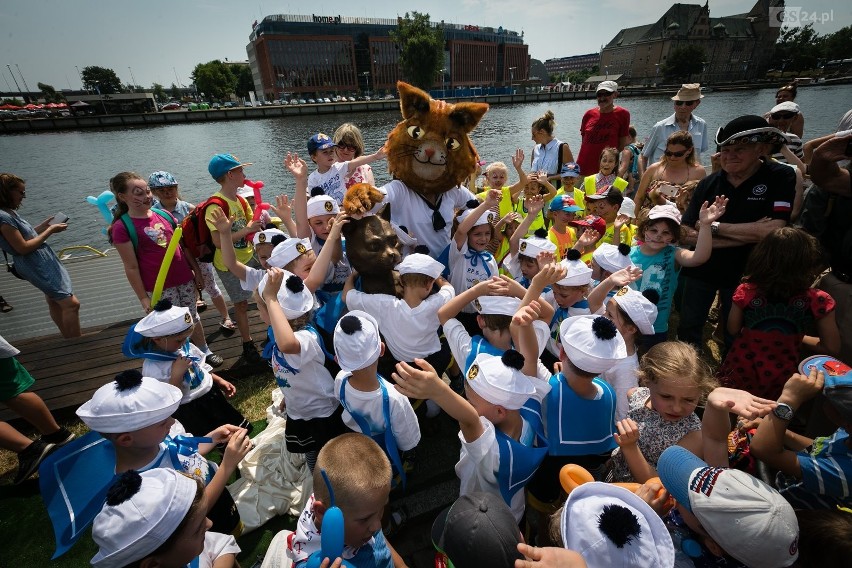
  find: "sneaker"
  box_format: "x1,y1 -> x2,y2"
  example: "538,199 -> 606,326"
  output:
41,427 -> 75,446
206,352 -> 224,368
242,341 -> 263,365
14,440 -> 56,485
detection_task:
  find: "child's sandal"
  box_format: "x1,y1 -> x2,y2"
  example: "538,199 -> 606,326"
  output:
0,296 -> 12,313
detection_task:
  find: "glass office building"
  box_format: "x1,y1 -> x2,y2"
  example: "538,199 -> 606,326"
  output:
246,14 -> 529,100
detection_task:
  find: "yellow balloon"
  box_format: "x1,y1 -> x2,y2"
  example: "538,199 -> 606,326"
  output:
150,226 -> 183,305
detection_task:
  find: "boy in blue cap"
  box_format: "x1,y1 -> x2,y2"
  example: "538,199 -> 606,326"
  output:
306,132 -> 386,205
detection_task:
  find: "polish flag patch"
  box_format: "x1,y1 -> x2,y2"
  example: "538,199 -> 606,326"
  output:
774,201 -> 791,212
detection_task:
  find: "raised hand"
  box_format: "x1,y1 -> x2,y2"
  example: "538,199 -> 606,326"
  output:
699,195 -> 728,224
284,152 -> 308,179
614,418 -> 641,447
706,387 -> 777,420
511,148 -> 525,170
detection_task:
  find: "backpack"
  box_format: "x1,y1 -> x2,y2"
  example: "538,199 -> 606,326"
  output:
554,141 -> 569,190
181,195 -> 250,262
118,208 -> 177,252
626,143 -> 641,178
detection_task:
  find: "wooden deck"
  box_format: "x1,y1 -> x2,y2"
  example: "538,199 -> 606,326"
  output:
0,250 -> 270,421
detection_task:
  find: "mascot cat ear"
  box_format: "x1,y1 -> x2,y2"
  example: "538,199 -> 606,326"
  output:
397,81 -> 488,134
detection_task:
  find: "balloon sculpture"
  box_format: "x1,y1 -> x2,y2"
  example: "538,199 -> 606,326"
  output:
85,190 -> 116,235
150,227 -> 183,306
244,179 -> 271,221
306,470 -> 355,568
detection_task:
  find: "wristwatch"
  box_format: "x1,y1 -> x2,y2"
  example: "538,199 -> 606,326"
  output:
773,402 -> 794,421
710,221 -> 720,235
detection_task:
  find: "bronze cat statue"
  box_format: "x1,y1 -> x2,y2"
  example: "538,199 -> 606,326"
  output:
342,198 -> 402,297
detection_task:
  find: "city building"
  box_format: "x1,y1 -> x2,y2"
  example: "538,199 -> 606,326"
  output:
600,0 -> 784,85
544,53 -> 600,77
246,14 -> 530,100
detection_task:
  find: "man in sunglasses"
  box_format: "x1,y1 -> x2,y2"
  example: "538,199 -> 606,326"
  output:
677,115 -> 795,352
642,83 -> 708,168
576,80 -> 631,177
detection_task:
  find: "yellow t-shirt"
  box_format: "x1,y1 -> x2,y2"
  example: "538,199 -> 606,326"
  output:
204,191 -> 254,271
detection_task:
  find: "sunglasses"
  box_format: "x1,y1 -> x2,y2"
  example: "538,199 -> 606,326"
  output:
770,112 -> 797,120
674,100 -> 696,106
596,92 -> 613,98
337,143 -> 359,152
664,150 -> 687,157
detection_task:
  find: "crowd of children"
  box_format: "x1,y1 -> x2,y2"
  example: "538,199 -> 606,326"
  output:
5,88 -> 852,568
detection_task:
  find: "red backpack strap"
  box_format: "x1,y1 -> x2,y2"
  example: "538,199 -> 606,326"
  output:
235,194 -> 251,219
204,195 -> 230,218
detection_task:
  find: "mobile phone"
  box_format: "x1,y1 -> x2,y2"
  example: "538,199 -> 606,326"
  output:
658,184 -> 679,198
50,212 -> 69,225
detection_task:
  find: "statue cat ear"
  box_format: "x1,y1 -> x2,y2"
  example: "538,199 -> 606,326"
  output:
449,102 -> 489,134
377,202 -> 392,222
397,81 -> 431,119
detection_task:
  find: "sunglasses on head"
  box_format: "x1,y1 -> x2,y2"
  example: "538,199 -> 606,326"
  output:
664,150 -> 687,157
770,112 -> 797,120
674,100 -> 696,106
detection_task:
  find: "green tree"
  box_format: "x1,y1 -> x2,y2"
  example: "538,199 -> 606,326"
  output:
37,82 -> 63,103
567,66 -> 598,86
391,12 -> 444,90
151,83 -> 167,101
80,66 -> 122,94
234,66 -> 255,98
2,98 -> 25,106
190,60 -> 236,101
820,25 -> 852,63
771,24 -> 824,74
661,45 -> 706,82
169,83 -> 182,100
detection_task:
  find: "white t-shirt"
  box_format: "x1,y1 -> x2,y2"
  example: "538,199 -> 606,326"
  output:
448,240 -> 499,314
542,291 -> 592,357
307,161 -> 349,205
377,180 -> 475,259
240,265 -> 265,291
271,329 -> 339,420
199,532 -> 241,568
138,420 -> 216,484
345,284 -> 455,362
142,343 -> 213,404
602,352 -> 639,422
334,372 -> 421,451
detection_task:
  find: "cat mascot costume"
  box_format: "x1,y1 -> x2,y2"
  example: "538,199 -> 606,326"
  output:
342,81 -> 489,296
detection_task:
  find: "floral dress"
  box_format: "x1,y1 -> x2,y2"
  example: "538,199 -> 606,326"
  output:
718,283 -> 835,400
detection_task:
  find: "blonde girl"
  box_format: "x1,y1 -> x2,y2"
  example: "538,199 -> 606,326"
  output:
610,341 -> 716,482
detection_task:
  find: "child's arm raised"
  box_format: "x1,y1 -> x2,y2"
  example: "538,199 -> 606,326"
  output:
341,270 -> 357,304
284,152 -> 312,239
703,386 -> 777,467
508,194 -> 544,256
346,144 -> 387,176
508,149 -> 529,197
393,359 -> 484,444
587,265 -> 643,314
203,427 -> 252,518
209,207 -> 249,282
676,196 -> 728,267
270,194 -> 298,237
261,268 -> 301,354
511,301 -> 544,377
454,189 -> 500,249
437,276 -> 509,325
304,213 -> 348,293
614,418 -> 658,483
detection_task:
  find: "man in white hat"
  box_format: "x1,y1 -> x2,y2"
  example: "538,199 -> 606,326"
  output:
576,80 -> 631,178
678,115 -> 795,350
642,83 -> 708,168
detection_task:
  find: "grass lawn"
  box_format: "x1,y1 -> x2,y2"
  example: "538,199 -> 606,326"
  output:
0,368 -> 293,566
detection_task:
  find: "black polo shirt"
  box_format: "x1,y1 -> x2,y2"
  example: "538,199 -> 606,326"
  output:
682,160 -> 796,288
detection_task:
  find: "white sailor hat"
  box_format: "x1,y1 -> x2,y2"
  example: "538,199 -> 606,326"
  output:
134,300 -> 194,337
559,315 -> 627,374
253,228 -> 286,246
556,250 -> 593,287
307,194 -> 340,218
519,235 -> 556,259
612,286 -> 659,336
396,253 -> 445,280
465,351 -> 536,410
474,295 -> 521,316
91,469 -> 199,567
258,270 -> 314,319
268,237 -> 312,269
334,310 -> 382,372
592,243 -> 635,274
76,370 -> 182,433
458,208 -> 496,227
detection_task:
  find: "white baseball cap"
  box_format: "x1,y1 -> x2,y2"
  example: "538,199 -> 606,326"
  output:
647,202 -> 682,224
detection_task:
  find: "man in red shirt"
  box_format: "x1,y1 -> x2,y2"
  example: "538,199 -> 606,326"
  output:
576,81 -> 631,177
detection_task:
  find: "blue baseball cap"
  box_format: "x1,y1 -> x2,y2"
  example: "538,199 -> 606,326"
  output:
560,162 -> 581,178
549,195 -> 581,213
307,132 -> 336,154
208,154 -> 252,180
147,171 -> 177,188
800,355 -> 852,423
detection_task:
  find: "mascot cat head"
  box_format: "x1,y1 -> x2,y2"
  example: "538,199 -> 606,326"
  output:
387,81 -> 488,198
342,200 -> 403,296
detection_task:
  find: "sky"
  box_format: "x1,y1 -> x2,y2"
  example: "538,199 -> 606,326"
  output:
1,0 -> 849,92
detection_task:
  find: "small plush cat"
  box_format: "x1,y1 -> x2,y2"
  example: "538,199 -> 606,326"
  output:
341,199 -> 402,297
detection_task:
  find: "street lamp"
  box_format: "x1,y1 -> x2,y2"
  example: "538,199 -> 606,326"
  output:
361,71 -> 370,95
439,68 -> 446,97
509,66 -> 516,93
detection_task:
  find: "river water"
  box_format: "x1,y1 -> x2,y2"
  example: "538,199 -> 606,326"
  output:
1,85 -> 850,251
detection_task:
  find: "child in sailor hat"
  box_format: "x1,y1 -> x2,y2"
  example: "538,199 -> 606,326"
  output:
526,315 -> 627,529
76,370 -> 252,535
259,268 -> 345,472
91,468 -> 240,568
344,253 -> 455,380
504,192 -> 558,287
122,299 -> 249,437
541,249 -> 594,369
333,310 -> 420,486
